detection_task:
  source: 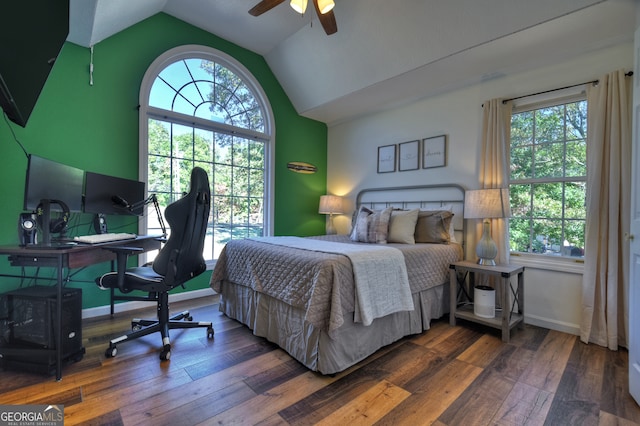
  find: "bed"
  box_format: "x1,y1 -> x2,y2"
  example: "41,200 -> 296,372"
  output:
210,184 -> 466,374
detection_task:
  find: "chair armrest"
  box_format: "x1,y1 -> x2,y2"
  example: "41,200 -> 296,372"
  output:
103,246 -> 145,292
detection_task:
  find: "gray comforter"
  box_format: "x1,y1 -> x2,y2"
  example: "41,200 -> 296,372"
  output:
210,235 -> 462,333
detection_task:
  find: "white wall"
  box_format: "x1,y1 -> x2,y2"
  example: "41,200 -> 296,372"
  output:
327,42 -> 633,335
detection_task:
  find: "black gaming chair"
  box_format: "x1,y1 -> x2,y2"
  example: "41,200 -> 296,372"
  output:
97,167 -> 214,360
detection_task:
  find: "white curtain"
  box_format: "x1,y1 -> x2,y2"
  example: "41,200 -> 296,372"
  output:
480,99 -> 512,265
581,69 -> 632,350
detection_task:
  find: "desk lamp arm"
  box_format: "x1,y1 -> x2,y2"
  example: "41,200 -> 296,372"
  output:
130,194 -> 167,237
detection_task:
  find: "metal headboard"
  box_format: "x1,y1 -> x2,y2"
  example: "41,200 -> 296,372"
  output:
355,184 -> 466,248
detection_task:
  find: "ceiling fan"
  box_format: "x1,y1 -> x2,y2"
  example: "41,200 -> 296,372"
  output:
249,0 -> 338,35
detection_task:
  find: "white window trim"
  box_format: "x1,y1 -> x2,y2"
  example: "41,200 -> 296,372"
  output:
510,252 -> 584,274
138,45 -> 275,262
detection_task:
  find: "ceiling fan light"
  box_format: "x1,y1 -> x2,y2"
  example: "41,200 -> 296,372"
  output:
317,0 -> 335,14
290,0 -> 308,14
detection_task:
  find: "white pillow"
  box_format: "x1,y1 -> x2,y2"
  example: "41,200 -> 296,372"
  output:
388,209 -> 419,244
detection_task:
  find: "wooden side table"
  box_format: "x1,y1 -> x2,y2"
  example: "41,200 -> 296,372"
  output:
449,260 -> 525,342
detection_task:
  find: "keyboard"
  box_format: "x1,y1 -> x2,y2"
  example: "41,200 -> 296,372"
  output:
73,232 -> 137,244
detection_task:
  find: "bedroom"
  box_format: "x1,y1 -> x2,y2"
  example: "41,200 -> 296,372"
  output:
0,0 -> 637,421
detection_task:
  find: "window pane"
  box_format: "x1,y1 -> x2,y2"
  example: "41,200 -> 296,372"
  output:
564,182 -> 586,219
250,140 -> 265,169
535,105 -> 564,143
215,134 -> 233,165
566,101 -> 587,140
510,146 -> 532,180
511,111 -> 533,147
232,166 -> 249,197
148,119 -> 171,156
564,220 -> 585,256
509,217 -> 531,253
565,140 -> 586,177
533,142 -> 564,178
249,169 -> 264,195
148,155 -> 171,194
213,164 -> 232,196
532,183 -> 562,218
533,219 -> 563,254
194,129 -> 214,162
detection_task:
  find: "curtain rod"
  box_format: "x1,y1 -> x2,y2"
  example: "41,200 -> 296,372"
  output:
500,71 -> 633,105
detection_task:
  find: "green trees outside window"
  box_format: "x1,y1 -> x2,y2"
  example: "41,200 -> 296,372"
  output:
509,100 -> 586,257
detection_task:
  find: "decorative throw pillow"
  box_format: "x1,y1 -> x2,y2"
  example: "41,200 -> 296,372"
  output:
350,206 -> 393,243
414,210 -> 454,243
420,205 -> 457,242
387,209 -> 419,244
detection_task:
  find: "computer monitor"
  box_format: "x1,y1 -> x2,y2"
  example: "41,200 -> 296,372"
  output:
23,154 -> 84,212
83,171 -> 146,216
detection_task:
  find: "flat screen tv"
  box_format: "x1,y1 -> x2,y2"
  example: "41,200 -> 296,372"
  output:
0,1 -> 69,127
84,171 -> 146,216
23,154 -> 84,212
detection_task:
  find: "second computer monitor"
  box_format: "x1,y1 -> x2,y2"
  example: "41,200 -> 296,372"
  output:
84,171 -> 145,216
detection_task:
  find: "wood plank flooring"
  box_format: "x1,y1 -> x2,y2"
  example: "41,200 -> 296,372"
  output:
0,295 -> 639,425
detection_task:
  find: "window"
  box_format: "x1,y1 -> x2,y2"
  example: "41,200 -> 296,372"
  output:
139,46 -> 274,263
509,98 -> 586,258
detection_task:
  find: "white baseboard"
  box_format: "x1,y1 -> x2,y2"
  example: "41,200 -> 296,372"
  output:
81,288 -> 216,319
525,313 -> 580,336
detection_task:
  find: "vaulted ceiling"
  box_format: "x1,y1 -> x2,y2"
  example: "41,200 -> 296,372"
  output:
67,0 -> 635,125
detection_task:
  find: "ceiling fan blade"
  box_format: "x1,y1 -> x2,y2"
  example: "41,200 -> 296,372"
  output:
312,0 -> 337,35
249,0 -> 286,16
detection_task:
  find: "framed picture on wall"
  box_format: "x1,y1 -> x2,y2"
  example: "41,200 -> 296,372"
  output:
377,144 -> 396,173
422,135 -> 446,168
398,140 -> 419,171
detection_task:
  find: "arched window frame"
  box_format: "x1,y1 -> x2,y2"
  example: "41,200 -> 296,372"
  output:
138,45 -> 275,265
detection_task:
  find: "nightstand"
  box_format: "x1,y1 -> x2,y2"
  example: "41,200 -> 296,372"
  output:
449,260 -> 525,342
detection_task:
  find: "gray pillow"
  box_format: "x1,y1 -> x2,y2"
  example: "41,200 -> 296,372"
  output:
414,210 -> 454,243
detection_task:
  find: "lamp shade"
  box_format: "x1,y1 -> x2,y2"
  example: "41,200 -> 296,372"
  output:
290,0 -> 308,14
319,195 -> 344,214
317,0 -> 335,14
464,188 -> 511,219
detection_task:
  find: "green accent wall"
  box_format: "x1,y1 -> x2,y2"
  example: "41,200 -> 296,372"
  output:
0,13 -> 327,309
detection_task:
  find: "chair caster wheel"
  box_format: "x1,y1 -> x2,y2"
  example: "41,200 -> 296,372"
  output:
207,327 -> 214,339
105,346 -> 117,358
160,344 -> 171,361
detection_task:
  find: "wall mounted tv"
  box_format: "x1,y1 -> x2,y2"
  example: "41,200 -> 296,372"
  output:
84,171 -> 146,216
23,154 -> 84,212
0,1 -> 69,127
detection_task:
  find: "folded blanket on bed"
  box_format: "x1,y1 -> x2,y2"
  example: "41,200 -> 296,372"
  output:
253,236 -> 414,326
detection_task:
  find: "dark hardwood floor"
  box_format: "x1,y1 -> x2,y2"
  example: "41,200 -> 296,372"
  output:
1,295 -> 639,425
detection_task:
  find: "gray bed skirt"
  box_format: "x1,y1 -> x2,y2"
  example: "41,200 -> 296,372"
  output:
217,280 -> 450,375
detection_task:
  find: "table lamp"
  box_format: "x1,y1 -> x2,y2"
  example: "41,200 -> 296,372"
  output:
319,195 -> 344,235
464,188 -> 511,265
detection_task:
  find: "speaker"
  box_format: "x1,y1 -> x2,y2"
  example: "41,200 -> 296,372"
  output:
18,212 -> 38,246
93,213 -> 108,234
0,286 -> 84,374
36,199 -> 70,234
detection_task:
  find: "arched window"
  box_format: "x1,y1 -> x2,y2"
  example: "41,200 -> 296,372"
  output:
139,45 -> 274,263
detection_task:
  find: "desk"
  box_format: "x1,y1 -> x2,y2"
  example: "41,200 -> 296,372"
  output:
449,261 -> 525,342
0,235 -> 162,380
